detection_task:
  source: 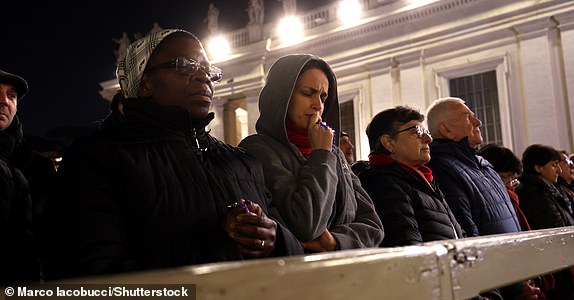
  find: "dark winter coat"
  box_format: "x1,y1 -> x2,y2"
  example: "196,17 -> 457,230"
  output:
0,116 -> 48,284
42,100 -> 303,280
428,138 -> 520,237
359,162 -> 463,247
516,175 -> 574,300
556,177 -> 574,217
516,174 -> 574,229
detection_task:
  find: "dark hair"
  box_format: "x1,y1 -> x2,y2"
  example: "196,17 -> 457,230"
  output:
366,106 -> 424,155
340,131 -> 349,137
478,144 -> 522,174
300,59 -> 329,75
521,144 -> 561,175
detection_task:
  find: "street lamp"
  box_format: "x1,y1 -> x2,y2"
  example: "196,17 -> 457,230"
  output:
277,16 -> 304,46
338,0 -> 362,26
207,35 -> 230,63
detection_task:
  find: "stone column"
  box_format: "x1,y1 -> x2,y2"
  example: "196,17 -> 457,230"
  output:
243,89 -> 262,135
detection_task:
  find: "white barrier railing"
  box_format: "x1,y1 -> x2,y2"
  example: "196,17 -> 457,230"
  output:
61,227 -> 574,300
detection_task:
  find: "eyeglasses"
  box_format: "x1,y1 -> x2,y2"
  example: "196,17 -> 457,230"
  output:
145,57 -> 223,83
397,125 -> 431,138
499,172 -> 520,188
561,158 -> 574,167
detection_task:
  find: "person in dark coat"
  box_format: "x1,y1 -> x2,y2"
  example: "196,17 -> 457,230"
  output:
516,145 -> 574,230
479,143 -> 554,298
42,29 -> 303,280
0,70 -> 54,284
426,98 -> 520,237
426,97 -> 539,300
359,106 -> 463,247
556,149 -> 574,217
515,144 -> 574,299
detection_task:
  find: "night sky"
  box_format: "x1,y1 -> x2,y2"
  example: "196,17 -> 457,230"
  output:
1,0 -> 331,149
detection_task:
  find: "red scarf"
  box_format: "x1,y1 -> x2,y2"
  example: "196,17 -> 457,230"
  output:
286,119 -> 312,156
506,188 -> 531,231
369,154 -> 434,183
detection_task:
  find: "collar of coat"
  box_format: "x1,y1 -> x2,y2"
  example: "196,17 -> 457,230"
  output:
0,115 -> 23,162
101,98 -> 214,139
429,137 -> 489,168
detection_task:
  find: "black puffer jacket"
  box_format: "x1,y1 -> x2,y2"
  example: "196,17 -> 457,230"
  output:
516,173 -> 574,229
0,116 -> 40,284
359,162 -> 463,247
43,100 -> 303,279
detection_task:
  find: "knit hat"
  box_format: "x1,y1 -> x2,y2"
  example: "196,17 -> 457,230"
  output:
0,70 -> 28,99
115,29 -> 197,99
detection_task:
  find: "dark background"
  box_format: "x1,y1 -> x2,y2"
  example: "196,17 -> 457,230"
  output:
1,0 -> 331,150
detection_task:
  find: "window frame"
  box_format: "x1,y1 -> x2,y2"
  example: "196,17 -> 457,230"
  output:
434,56 -> 513,148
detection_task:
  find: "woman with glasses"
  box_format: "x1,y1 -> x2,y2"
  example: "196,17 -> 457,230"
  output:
42,29 -> 304,279
516,144 -> 574,229
239,54 -> 383,252
358,106 -> 464,247
556,149 -> 574,217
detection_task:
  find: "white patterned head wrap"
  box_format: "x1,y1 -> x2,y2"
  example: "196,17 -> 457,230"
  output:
115,29 -> 197,99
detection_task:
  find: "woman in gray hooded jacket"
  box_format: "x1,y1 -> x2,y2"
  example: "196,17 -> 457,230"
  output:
239,54 -> 383,251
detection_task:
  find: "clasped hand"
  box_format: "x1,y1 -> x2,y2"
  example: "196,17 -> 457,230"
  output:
301,229 -> 337,252
307,114 -> 334,151
224,199 -> 277,258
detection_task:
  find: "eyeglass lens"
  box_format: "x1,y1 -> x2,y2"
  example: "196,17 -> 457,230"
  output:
176,58 -> 222,82
397,125 -> 431,138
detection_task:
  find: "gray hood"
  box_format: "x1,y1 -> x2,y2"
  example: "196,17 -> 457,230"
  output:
255,54 -> 340,147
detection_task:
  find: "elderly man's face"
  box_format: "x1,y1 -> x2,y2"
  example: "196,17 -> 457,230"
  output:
0,83 -> 18,131
339,135 -> 355,164
444,102 -> 483,148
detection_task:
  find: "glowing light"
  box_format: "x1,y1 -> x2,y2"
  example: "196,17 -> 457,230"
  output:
338,0 -> 362,26
277,16 -> 304,46
403,0 -> 438,10
206,35 -> 230,63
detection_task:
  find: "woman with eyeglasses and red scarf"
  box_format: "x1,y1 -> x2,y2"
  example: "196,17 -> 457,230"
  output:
358,106 -> 464,247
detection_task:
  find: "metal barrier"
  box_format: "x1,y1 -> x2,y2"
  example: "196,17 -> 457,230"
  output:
64,227 -> 574,299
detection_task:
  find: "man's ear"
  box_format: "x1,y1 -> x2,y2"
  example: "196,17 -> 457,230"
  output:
438,122 -> 455,140
138,74 -> 153,98
534,165 -> 542,174
380,135 -> 394,154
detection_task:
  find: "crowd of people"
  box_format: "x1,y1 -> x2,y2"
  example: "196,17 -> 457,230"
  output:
2,28 -> 573,299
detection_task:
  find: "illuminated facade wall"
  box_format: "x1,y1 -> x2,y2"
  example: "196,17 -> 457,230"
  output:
101,0 -> 574,157
207,0 -> 574,156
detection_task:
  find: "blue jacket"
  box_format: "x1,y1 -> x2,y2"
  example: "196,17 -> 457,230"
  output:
428,138 -> 520,237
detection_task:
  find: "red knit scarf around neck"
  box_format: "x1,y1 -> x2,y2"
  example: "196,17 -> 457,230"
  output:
369,153 -> 434,183
286,119 -> 312,156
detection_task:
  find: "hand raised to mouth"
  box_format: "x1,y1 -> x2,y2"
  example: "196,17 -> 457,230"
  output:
307,113 -> 334,152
